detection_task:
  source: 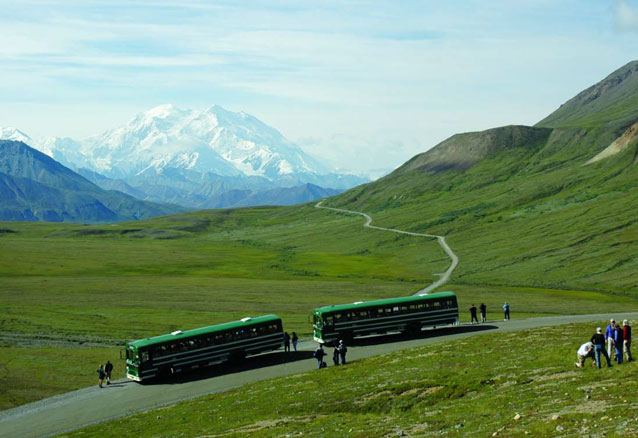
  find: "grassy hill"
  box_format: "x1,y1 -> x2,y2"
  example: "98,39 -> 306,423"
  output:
60,322 -> 638,438
2,61 -> 638,414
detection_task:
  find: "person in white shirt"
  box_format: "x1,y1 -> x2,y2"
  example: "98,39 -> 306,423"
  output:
575,341 -> 595,368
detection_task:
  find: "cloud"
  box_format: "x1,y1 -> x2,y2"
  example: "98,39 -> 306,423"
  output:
613,0 -> 638,31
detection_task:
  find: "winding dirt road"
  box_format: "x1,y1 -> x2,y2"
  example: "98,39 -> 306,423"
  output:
315,201 -> 459,293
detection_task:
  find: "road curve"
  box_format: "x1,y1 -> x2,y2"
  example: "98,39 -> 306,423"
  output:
2,313 -> 638,438
315,201 -> 459,294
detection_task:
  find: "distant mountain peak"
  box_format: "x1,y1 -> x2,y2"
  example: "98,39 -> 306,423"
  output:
0,126 -> 32,144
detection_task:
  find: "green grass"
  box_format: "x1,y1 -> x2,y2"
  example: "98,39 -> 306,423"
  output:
58,321 -> 638,438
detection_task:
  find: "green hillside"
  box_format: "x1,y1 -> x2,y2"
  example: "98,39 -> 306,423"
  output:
2,61 -> 638,412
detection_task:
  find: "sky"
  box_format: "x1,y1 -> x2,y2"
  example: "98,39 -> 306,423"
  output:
1,1 -> 637,177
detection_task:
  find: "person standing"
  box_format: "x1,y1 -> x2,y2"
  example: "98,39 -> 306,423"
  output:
97,364 -> 106,388
469,304 -> 479,324
283,332 -> 291,353
623,320 -> 632,362
575,341 -> 594,368
332,341 -> 340,366
605,319 -> 616,359
313,344 -> 325,369
614,323 -> 624,364
503,302 -> 510,321
590,327 -> 612,368
291,332 -> 299,352
338,340 -> 348,365
104,360 -> 113,385
479,303 -> 487,323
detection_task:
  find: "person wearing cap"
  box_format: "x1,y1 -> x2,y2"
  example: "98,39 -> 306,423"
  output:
575,341 -> 594,368
623,320 -> 632,362
591,327 -> 612,368
605,319 -> 616,359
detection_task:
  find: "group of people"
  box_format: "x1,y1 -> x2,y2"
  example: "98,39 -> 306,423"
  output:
97,360 -> 113,388
283,332 -> 299,352
469,302 -> 510,323
576,319 -> 632,369
313,340 -> 347,368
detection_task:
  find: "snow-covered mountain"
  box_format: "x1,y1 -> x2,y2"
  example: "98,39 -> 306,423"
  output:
1,106 -> 368,208
42,104 -> 331,181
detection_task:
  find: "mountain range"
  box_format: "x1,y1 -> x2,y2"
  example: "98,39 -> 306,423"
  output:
1,105 -> 367,211
0,140 -> 183,222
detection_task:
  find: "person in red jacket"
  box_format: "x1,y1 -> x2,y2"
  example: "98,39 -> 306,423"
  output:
623,320 -> 632,362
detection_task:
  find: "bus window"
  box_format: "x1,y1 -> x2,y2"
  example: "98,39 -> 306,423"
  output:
141,351 -> 149,363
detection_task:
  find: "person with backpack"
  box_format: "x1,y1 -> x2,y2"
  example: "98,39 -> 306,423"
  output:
97,364 -> 106,388
623,320 -> 632,362
614,323 -> 624,364
104,360 -> 114,385
313,344 -> 326,369
338,340 -> 348,365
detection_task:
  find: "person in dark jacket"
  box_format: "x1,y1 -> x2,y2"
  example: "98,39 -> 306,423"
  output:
332,341 -> 340,366
623,320 -> 632,362
469,304 -> 479,324
591,327 -> 612,368
291,332 -> 299,352
614,323 -> 624,364
313,344 -> 325,369
97,364 -> 106,388
104,360 -> 113,385
283,332 -> 291,353
338,340 -> 348,365
479,303 -> 487,323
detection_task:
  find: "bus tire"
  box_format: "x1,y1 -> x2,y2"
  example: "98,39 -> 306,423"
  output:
405,323 -> 421,337
339,331 -> 354,344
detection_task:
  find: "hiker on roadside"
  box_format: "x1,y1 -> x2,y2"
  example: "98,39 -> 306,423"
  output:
292,332 -> 299,352
338,339 -> 348,365
605,319 -> 616,359
575,341 -> 594,368
469,304 -> 479,324
614,323 -> 624,364
283,332 -> 291,353
313,344 -> 326,369
97,364 -> 106,388
623,320 -> 632,362
105,360 -> 114,385
332,340 -> 340,366
479,303 -> 487,323
503,302 -> 510,321
590,327 -> 612,368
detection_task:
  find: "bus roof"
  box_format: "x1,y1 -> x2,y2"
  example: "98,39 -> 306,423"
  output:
313,291 -> 456,315
127,314 -> 281,349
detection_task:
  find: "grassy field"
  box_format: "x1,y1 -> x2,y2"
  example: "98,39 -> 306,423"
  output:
2,204 -> 637,410
57,321 -> 637,438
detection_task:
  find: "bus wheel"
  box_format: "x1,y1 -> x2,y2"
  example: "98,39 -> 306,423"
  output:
229,351 -> 246,364
405,323 -> 421,338
339,332 -> 354,344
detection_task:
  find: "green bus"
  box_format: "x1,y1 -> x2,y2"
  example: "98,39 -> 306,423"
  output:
124,315 -> 283,382
312,292 -> 459,344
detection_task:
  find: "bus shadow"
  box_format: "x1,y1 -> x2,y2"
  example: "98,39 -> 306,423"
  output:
350,324 -> 499,347
147,350 -> 314,385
